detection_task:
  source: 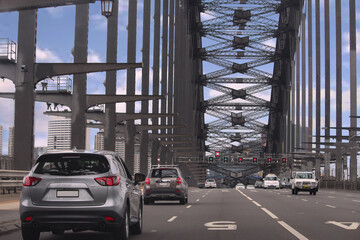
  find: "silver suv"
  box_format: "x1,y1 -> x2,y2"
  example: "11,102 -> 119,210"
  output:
144,166 -> 188,205
20,150 -> 145,240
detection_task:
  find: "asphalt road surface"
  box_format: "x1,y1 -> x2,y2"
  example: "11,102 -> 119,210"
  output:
1,187 -> 359,240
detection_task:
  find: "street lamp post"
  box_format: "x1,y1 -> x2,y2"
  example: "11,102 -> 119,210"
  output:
101,0 -> 114,17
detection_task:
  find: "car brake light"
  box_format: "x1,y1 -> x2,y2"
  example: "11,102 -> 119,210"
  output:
145,178 -> 150,185
23,176 -> 41,186
105,216 -> 115,222
176,177 -> 182,185
94,176 -> 120,186
24,216 -> 33,222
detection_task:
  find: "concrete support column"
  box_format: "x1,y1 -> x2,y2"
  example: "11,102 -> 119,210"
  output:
324,0 -> 330,178
296,35 -> 300,151
125,0 -> 137,175
349,0 -> 357,182
13,10 -> 37,170
71,4 -> 89,150
140,0 -> 151,175
104,0 -> 118,151
168,0 -> 175,129
315,0 -> 321,178
301,13 -> 306,152
335,0 -> 343,181
152,0 -> 161,131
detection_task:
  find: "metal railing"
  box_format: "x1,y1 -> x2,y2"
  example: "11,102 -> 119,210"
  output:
0,170 -> 28,194
36,76 -> 72,93
319,180 -> 360,191
0,38 -> 16,62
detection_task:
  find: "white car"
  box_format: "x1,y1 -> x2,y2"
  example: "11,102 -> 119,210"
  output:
263,173 -> 280,189
205,179 -> 217,188
235,183 -> 246,190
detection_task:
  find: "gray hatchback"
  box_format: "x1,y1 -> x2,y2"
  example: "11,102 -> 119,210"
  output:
20,150 -> 145,240
144,166 -> 188,205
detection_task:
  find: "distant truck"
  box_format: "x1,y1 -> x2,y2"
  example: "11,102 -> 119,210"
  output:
290,171 -> 318,195
263,173 -> 280,189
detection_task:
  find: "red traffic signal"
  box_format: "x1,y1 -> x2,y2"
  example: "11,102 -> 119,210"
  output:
215,151 -> 220,157
282,158 -> 286,163
267,158 -> 271,163
253,157 -> 257,163
238,157 -> 243,163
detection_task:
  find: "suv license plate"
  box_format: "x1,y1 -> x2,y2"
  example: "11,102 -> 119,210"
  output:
159,183 -> 169,187
57,190 -> 79,197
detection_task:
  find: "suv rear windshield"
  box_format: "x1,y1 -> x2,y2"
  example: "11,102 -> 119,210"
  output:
34,154 -> 110,176
151,169 -> 178,178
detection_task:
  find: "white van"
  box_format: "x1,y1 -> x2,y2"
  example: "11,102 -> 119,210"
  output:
263,173 -> 280,189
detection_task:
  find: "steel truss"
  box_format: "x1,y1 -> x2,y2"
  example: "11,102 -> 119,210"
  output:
199,0 -> 281,155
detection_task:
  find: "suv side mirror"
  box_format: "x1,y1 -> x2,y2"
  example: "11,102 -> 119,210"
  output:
134,173 -> 146,184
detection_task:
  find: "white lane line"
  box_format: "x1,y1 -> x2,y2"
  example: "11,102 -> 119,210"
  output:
186,205 -> 192,209
301,199 -> 308,202
167,216 -> 177,222
287,196 -> 291,198
352,200 -> 360,203
278,221 -> 309,240
247,197 -> 253,201
252,201 -> 262,207
196,199 -> 200,202
326,205 -> 336,209
202,195 -> 206,198
261,208 -> 278,220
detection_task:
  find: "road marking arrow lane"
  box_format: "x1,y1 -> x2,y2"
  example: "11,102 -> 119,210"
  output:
325,221 -> 360,230
204,221 -> 237,231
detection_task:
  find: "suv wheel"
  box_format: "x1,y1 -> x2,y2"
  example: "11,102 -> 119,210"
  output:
130,203 -> 143,234
21,228 -> 40,240
180,197 -> 186,205
291,189 -> 294,195
113,208 -> 129,240
294,188 -> 298,195
144,198 -> 153,205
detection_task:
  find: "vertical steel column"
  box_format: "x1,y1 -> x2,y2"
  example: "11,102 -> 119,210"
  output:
125,0 -> 137,174
301,12 -> 306,154
307,0 -> 313,169
324,0 -> 330,178
168,0 -> 175,130
71,4 -> 89,150
296,35 -> 300,152
315,0 -> 321,178
161,0 -> 169,136
349,0 -> 357,182
335,0 -> 343,181
13,10 -> 37,170
152,0 -> 161,130
104,0 -> 118,151
140,0 -> 151,174
291,53 -> 295,154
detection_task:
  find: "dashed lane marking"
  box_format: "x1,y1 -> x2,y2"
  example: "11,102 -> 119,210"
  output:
186,205 -> 192,209
278,221 -> 309,240
301,199 -> 308,202
252,201 -> 262,207
261,208 -> 278,220
326,205 -> 336,209
196,199 -> 200,202
167,216 -> 177,222
352,200 -> 360,203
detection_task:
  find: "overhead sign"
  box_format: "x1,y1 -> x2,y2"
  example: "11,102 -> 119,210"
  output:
204,221 -> 237,231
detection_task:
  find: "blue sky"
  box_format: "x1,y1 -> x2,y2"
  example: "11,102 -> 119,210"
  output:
0,0 -> 359,174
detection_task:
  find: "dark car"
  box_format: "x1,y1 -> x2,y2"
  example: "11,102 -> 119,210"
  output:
144,166 -> 188,205
20,150 -> 145,240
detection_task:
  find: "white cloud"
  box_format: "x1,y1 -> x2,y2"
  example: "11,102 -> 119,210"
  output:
88,49 -> 102,63
342,30 -> 360,55
0,79 -> 15,92
45,7 -> 64,18
91,14 -> 107,32
36,47 -> 62,63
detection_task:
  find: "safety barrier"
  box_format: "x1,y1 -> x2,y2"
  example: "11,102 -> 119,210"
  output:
0,170 -> 28,194
319,180 -> 360,191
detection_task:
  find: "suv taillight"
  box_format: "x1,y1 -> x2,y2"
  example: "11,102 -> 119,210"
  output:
176,177 -> 182,185
145,178 -> 150,185
95,176 -> 120,186
23,176 -> 41,186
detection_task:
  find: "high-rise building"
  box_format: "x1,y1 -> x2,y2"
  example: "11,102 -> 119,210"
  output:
47,116 -> 71,150
94,130 -> 104,150
0,125 -> 2,155
8,127 -> 14,157
115,133 -> 126,159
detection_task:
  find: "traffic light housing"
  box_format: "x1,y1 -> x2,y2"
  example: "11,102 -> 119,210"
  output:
253,157 -> 257,163
267,158 -> 271,163
238,157 -> 243,163
215,151 -> 220,157
224,157 -> 228,163
282,158 -> 286,163
209,157 -> 214,163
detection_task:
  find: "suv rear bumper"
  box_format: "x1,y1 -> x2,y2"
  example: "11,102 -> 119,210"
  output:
21,211 -> 124,232
294,187 -> 318,192
144,190 -> 185,201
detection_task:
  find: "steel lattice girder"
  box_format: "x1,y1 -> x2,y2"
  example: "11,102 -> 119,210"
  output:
200,0 -> 280,154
